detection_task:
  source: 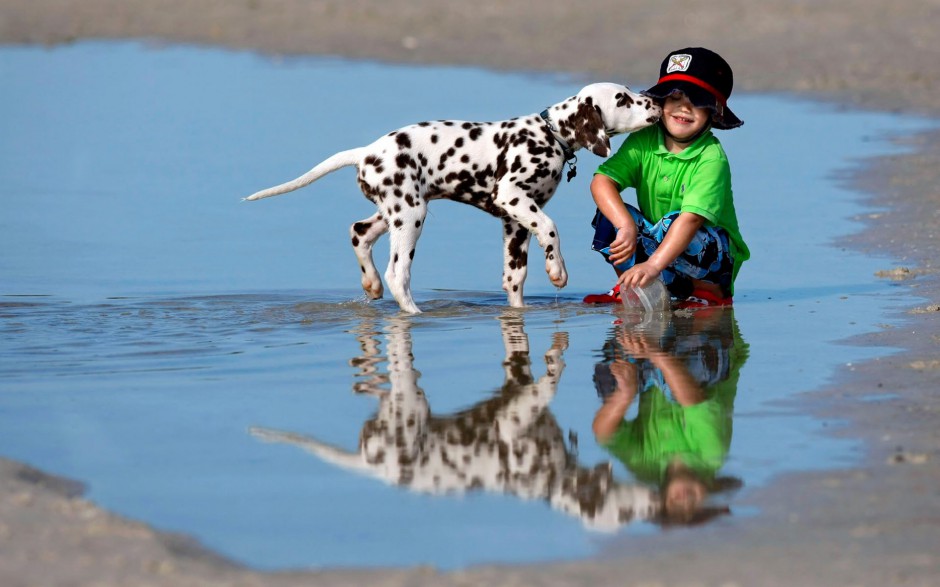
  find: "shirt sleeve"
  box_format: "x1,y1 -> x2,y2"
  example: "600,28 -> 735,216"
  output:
679,156 -> 731,225
681,398 -> 730,472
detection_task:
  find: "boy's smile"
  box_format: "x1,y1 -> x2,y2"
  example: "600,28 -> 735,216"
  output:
661,92 -> 710,152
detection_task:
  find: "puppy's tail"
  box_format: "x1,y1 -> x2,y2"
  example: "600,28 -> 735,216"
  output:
243,147 -> 366,201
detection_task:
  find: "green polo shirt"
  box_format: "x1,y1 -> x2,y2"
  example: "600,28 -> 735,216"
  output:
596,125 -> 750,287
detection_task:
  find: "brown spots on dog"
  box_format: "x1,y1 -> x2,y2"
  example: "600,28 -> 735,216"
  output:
615,92 -> 634,107
396,153 -> 416,169
357,178 -> 382,203
505,225 -> 529,272
571,101 -> 609,157
363,155 -> 385,174
469,127 -> 483,141
396,133 -> 412,149
494,152 -> 508,181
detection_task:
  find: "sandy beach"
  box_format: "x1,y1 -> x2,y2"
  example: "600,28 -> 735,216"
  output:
1,1 -> 938,585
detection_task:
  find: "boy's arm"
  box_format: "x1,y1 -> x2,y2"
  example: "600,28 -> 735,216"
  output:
591,174 -> 637,265
618,212 -> 705,289
592,360 -> 638,443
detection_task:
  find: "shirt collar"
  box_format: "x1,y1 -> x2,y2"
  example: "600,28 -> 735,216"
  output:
653,125 -> 715,159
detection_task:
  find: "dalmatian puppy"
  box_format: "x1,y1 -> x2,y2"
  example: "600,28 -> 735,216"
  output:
251,314 -> 659,531
245,83 -> 661,313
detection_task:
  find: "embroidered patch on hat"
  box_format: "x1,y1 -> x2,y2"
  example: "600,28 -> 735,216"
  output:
666,54 -> 692,73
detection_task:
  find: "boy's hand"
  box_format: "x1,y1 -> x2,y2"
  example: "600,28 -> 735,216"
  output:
618,261 -> 662,289
607,222 -> 637,265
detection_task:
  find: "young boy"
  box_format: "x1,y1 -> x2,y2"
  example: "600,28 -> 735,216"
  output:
585,47 -> 749,307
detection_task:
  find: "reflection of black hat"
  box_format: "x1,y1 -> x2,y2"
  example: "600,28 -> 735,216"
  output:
642,47 -> 743,130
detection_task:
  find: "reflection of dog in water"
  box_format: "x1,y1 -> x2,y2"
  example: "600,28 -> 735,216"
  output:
251,314 -> 658,531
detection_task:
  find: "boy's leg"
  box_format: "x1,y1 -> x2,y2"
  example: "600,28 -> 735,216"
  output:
590,208 -> 622,258
590,204 -> 650,272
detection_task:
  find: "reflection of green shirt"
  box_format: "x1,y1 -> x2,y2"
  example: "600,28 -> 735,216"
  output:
604,387 -> 729,484
596,125 -> 750,287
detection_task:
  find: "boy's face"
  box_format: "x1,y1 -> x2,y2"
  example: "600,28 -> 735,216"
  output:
661,92 -> 711,144
663,476 -> 707,521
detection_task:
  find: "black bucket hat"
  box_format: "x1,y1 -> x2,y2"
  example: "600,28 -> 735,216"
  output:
642,47 -> 743,130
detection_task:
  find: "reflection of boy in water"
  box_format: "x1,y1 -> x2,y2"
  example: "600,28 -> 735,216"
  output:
592,310 -> 747,524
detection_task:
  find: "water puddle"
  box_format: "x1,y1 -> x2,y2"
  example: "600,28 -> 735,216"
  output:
0,42 -> 934,569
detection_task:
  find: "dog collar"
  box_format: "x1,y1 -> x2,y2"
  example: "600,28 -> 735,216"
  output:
540,109 -> 578,182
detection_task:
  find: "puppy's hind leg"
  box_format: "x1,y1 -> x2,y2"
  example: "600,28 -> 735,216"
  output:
384,204 -> 427,314
350,211 -> 388,299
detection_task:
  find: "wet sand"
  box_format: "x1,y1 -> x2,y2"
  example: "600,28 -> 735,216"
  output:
1,1 -> 938,585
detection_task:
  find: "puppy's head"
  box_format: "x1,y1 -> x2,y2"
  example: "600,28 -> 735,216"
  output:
570,83 -> 662,157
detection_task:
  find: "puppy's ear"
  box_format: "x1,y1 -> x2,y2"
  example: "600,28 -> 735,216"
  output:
574,101 -> 611,157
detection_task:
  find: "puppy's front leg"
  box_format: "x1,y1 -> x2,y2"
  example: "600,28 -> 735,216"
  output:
501,218 -> 530,307
496,185 -> 568,293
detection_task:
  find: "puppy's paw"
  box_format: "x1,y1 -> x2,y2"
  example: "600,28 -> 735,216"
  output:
547,261 -> 568,288
361,277 -> 384,300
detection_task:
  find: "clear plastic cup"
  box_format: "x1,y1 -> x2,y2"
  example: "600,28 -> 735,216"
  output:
621,278 -> 670,313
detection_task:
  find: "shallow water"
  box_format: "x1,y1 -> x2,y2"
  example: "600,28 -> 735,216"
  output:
0,43 -> 932,569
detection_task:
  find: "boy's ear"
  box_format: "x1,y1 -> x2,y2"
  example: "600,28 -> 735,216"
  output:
574,101 -> 611,157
